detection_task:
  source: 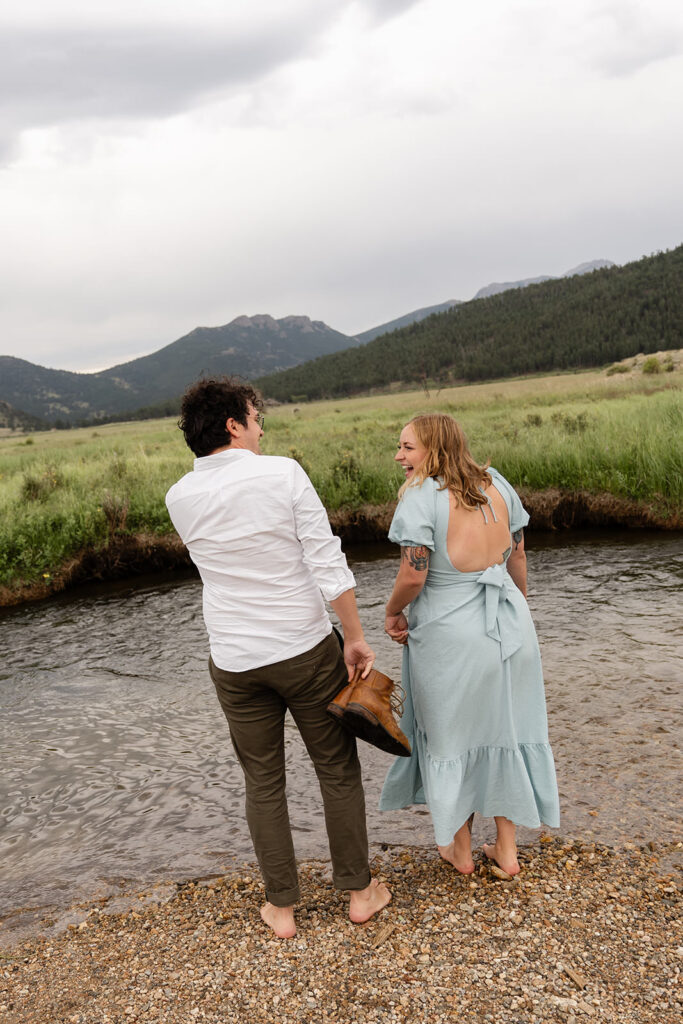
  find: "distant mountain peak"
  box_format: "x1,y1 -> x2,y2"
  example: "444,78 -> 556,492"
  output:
279,315 -> 318,333
473,259 -> 615,300
229,314 -> 279,330
563,259 -> 615,277
225,313 -> 336,337
473,277 -> 551,300
226,313 -> 329,333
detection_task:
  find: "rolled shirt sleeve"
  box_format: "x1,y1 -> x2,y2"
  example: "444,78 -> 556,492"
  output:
291,461 -> 356,602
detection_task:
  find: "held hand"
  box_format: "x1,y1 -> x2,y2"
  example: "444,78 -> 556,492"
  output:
343,638 -> 375,681
385,612 -> 409,645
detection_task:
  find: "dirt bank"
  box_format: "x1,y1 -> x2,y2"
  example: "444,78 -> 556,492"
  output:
0,533 -> 192,609
328,489 -> 682,543
1,490 -> 680,609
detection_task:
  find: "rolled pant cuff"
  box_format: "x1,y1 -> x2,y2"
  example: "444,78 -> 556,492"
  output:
266,885 -> 300,908
332,868 -> 371,892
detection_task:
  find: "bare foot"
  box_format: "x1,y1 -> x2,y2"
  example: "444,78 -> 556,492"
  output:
483,842 -> 520,877
438,815 -> 475,874
438,840 -> 475,874
349,878 -> 391,924
260,902 -> 296,938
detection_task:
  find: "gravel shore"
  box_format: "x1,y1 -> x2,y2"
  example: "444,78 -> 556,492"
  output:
1,836 -> 680,1023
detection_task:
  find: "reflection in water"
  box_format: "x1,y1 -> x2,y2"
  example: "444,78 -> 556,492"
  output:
0,533 -> 681,920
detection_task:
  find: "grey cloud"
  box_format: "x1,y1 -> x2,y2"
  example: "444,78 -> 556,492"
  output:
362,0 -> 424,24
0,14 -> 332,147
594,34 -> 682,76
587,3 -> 683,77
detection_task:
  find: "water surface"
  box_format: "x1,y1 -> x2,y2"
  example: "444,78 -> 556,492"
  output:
1,532 -> 681,931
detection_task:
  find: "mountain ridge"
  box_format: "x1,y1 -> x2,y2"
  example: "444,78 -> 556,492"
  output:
256,248 -> 682,402
0,315 -> 355,425
354,300 -> 462,344
0,257 -> 630,426
473,259 -> 615,300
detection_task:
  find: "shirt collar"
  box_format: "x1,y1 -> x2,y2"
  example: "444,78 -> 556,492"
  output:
194,448 -> 257,472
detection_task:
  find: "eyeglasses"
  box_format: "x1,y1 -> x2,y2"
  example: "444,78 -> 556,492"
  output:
254,412 -> 265,429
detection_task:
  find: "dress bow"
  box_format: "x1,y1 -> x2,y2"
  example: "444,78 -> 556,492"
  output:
478,562 -> 522,662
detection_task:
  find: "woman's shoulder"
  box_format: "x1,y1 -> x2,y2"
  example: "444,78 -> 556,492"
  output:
399,475 -> 440,503
390,476 -> 440,547
486,467 -> 530,530
414,475 -> 441,492
487,466 -> 516,492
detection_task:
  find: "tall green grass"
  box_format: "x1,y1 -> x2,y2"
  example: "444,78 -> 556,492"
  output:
0,368 -> 680,588
0,428 -> 186,587
260,383 -> 682,509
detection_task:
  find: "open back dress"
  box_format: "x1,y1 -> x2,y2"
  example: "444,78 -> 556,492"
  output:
379,468 -> 560,843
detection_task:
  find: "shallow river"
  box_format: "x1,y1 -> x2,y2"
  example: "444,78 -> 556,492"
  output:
1,532 -> 681,931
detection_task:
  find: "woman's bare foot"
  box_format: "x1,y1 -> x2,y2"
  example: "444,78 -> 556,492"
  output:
260,902 -> 296,938
438,815 -> 475,874
483,842 -> 520,877
349,878 -> 391,924
438,840 -> 475,874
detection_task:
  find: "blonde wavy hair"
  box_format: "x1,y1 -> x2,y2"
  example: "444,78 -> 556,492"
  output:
399,413 -> 492,509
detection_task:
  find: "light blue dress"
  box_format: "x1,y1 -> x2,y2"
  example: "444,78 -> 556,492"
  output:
379,469 -> 560,843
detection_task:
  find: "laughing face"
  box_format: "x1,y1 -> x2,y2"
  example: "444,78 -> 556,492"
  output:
395,422 -> 428,481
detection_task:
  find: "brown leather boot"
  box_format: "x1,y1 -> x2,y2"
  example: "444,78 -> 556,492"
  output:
327,666 -> 411,757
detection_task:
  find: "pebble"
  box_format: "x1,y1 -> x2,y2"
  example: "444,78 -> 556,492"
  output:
0,837 -> 680,1024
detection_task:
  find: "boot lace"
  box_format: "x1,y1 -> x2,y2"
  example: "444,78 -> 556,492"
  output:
390,682 -> 407,718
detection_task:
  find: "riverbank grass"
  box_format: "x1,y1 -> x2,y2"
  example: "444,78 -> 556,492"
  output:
0,364 -> 680,592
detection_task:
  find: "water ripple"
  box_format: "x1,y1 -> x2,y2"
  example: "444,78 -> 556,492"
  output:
1,533 -> 681,916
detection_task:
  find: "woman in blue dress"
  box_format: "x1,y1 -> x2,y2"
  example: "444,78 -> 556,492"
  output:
380,413 -> 559,876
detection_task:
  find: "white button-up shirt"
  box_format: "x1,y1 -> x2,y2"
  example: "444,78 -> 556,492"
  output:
165,449 -> 356,671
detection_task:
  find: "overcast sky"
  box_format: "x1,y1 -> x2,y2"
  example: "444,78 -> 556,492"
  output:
1,0 -> 682,372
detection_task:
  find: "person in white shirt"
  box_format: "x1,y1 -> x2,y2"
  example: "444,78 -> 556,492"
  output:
165,376 -> 391,938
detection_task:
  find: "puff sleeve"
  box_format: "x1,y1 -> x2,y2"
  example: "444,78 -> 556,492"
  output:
388,478 -> 438,550
488,467 -> 530,534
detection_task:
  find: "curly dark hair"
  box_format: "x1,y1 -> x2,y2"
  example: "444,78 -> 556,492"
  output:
178,376 -> 263,457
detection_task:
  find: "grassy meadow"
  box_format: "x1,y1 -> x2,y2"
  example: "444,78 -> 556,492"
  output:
0,362 -> 681,592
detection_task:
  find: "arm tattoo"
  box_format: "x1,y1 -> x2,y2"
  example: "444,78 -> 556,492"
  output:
512,529 -> 523,550
401,545 -> 430,571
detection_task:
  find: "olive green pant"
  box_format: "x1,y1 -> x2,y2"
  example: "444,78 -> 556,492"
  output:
209,631 -> 371,907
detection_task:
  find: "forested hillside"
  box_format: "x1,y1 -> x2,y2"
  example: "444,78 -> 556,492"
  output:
0,400 -> 46,432
354,299 -> 461,343
257,247 -> 682,402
